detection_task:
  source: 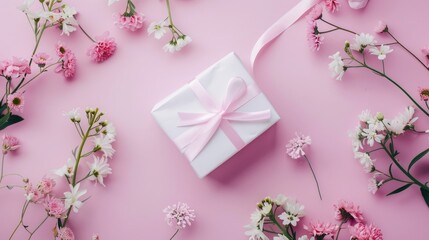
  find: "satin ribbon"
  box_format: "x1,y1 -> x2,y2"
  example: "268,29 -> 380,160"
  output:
250,0 -> 322,69
174,77 -> 271,161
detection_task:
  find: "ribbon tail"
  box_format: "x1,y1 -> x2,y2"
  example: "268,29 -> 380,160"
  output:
250,0 -> 321,69
223,110 -> 271,122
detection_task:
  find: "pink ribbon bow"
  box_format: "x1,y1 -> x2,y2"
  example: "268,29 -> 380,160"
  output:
174,77 -> 271,161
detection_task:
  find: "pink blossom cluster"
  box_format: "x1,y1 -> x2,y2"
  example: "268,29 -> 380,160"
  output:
0,57 -> 31,79
164,202 -> 196,229
87,32 -> 117,63
24,178 -> 57,203
304,221 -> 338,238
114,12 -> 145,32
55,42 -> 77,79
334,200 -> 365,223
2,134 -> 20,154
306,5 -> 323,51
350,223 -> 384,240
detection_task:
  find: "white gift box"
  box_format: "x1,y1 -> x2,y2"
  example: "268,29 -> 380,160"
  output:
151,52 -> 280,178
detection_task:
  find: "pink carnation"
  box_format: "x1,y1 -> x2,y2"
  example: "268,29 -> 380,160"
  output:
286,133 -> 312,159
324,0 -> 340,12
374,21 -> 388,34
56,51 -> 77,79
57,227 -> 75,240
37,177 -> 56,194
2,134 -> 20,154
334,200 -> 365,223
56,42 -> 69,58
87,32 -> 117,63
304,221 -> 338,237
44,195 -> 66,218
306,21 -> 324,51
33,52 -> 51,67
421,47 -> 429,67
0,57 -> 31,79
164,202 -> 196,229
7,91 -> 25,113
24,183 -> 43,203
350,223 -> 383,240
114,12 -> 145,32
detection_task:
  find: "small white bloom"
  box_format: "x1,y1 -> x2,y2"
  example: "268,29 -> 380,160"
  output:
87,156 -> 112,187
61,5 -> 77,18
244,223 -> 269,240
274,234 -> 289,240
386,106 -> 418,135
63,108 -> 80,122
351,33 -> 376,51
39,11 -> 62,23
369,45 -> 393,60
93,136 -> 115,158
249,210 -> 263,225
108,0 -> 120,6
359,110 -> 372,123
17,0 -> 34,12
103,123 -> 116,140
368,174 -> 383,194
25,192 -> 34,201
54,158 -> 75,177
64,183 -> 87,213
349,127 -> 363,152
361,126 -> 384,147
354,151 -> 375,173
260,202 -> 272,216
328,52 -> 345,80
163,41 -> 177,53
61,17 -> 78,36
273,194 -> 288,206
147,21 -> 167,39
176,35 -> 192,50
279,200 -> 305,226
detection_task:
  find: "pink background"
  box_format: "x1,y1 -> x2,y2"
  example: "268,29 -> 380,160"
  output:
1,0 -> 429,239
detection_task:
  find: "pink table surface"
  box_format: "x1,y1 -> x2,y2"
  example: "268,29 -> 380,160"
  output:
1,0 -> 428,239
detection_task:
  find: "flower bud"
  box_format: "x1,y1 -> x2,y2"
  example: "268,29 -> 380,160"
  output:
375,112 -> 384,121
23,178 -> 29,183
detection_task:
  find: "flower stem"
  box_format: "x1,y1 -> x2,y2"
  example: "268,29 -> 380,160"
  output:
27,215 -> 49,240
304,155 -> 322,200
9,200 -> 30,240
387,31 -> 429,71
166,0 -> 174,27
79,24 -> 96,43
268,214 -> 292,240
335,219 -> 348,240
169,229 -> 179,240
0,154 -> 5,184
320,19 -> 357,35
17,61 -> 61,91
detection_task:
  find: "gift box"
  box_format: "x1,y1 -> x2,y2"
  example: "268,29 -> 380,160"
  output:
151,52 -> 280,178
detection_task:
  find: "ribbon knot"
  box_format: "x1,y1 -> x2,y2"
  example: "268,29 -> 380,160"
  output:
174,77 -> 271,161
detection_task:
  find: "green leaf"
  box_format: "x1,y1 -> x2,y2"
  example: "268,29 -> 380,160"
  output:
420,187 -> 429,208
0,114 -> 24,130
389,142 -> 395,154
0,103 -> 7,114
0,113 -> 11,127
386,183 -> 413,196
408,148 -> 429,172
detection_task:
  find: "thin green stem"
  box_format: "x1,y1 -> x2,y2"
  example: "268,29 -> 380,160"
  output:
374,169 -> 413,184
263,229 -> 281,235
304,155 -> 322,200
269,214 -> 292,240
169,229 -> 179,240
387,31 -> 429,70
335,219 -> 348,240
318,28 -> 340,34
17,61 -> 61,90
367,147 -> 383,154
166,0 -> 174,27
27,215 -> 49,240
78,24 -> 95,43
320,19 -> 357,35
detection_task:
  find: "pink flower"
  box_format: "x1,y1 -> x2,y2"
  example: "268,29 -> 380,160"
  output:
324,0 -> 340,12
304,221 -> 338,238
114,12 -> 145,32
306,21 -> 324,51
286,133 -> 312,159
348,0 -> 369,10
33,52 -> 51,67
421,47 -> 429,67
91,234 -> 100,240
37,177 -> 56,194
7,91 -> 25,113
164,202 -> 196,229
307,5 -> 323,22
87,32 -> 117,63
334,200 -> 365,223
0,57 -> 31,79
24,183 -> 43,203
419,88 -> 429,101
2,134 -> 20,154
374,21 -> 388,34
56,51 -> 77,79
44,195 -> 66,218
56,42 -> 69,58
57,227 -> 75,240
349,223 -> 383,240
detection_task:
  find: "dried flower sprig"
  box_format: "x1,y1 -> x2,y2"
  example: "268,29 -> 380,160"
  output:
111,0 -> 145,32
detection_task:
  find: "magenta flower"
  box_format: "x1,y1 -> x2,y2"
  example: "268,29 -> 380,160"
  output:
419,88 -> 429,101
374,21 -> 388,34
306,21 -> 324,51
164,202 -> 196,229
56,42 -> 69,58
44,195 -> 66,218
56,51 -> 77,79
37,177 -> 56,194
24,183 -> 43,203
286,133 -> 312,159
334,200 -> 365,223
57,227 -> 75,240
349,223 -> 383,240
324,0 -> 340,12
33,52 -> 51,67
421,47 -> 429,67
304,221 -> 338,238
87,32 -> 117,63
7,91 -> 25,113
114,12 -> 145,32
2,134 -> 20,154
0,57 -> 31,79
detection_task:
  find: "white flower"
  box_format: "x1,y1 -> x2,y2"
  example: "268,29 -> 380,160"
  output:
351,33 -> 376,51
274,234 -> 289,240
103,123 -> 116,140
368,174 -> 383,194
279,200 -> 304,226
87,156 -> 112,187
244,223 -> 269,240
147,21 -> 167,39
386,106 -> 418,135
273,194 -> 288,206
298,236 -> 314,240
354,151 -> 375,173
61,5 -> 77,18
39,11 -> 62,23
61,17 -> 78,36
163,41 -> 177,53
249,210 -> 263,225
361,126 -> 384,146
25,192 -> 34,201
328,52 -> 345,80
260,202 -> 272,216
64,183 -> 87,213
108,0 -> 120,6
63,108 -> 80,122
369,45 -> 393,60
176,35 -> 192,50
93,136 -> 115,158
349,127 -> 363,152
54,158 -> 75,177
359,110 -> 372,123
17,0 -> 34,12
